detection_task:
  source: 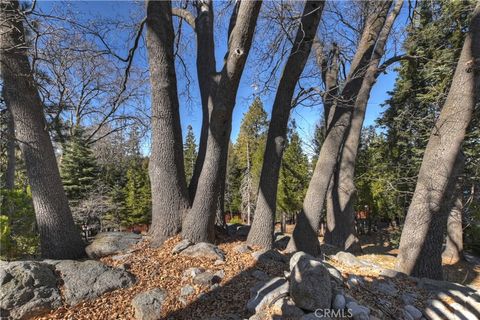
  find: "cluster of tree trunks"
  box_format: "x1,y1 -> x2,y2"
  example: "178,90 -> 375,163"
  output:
247,0 -> 326,249
396,1 -> 479,279
287,0 -> 398,256
1,0 -> 477,279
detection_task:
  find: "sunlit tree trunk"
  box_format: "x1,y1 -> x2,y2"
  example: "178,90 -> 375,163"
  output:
396,1 -> 479,279
287,0 -> 393,256
326,0 -> 403,253
146,0 -> 190,246
182,1 -> 262,243
0,0 -> 85,259
246,0 -> 325,249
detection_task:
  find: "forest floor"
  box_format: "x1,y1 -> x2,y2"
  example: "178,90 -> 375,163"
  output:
35,228 -> 480,320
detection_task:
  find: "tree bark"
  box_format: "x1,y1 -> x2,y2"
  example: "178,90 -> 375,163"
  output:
146,0 -> 190,246
395,1 -> 480,279
187,0 -> 216,203
182,0 -> 262,243
0,0 -> 85,259
326,0 -> 403,253
443,156 -> 464,264
287,0 -> 393,256
5,105 -> 15,191
246,0 -> 325,249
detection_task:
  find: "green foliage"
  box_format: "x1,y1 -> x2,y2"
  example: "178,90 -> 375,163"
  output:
228,216 -> 243,224
226,97 -> 269,215
123,159 -> 151,226
367,0 -> 475,221
277,122 -> 310,221
311,116 -> 326,167
184,125 -> 198,184
0,189 -> 39,259
60,127 -> 99,201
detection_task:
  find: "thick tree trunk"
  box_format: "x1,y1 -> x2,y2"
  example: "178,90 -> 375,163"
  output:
443,168 -> 464,264
395,2 -> 479,279
188,0 -> 216,202
5,106 -> 15,191
182,1 -> 262,243
287,0 -> 392,256
146,0 -> 190,246
325,0 -> 403,253
0,0 -> 85,259
246,0 -> 325,249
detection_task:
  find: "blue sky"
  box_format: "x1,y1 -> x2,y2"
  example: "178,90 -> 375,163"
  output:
34,0 -> 405,154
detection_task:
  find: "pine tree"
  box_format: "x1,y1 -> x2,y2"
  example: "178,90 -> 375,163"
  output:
225,141 -> 242,215
277,123 -> 310,222
234,97 -> 268,222
377,0 -> 472,220
183,125 -> 198,184
60,127 -> 98,202
124,159 -> 151,226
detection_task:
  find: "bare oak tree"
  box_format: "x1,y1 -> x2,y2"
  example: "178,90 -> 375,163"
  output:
182,0 -> 262,243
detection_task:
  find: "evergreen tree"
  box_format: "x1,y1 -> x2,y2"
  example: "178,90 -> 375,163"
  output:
124,159 -> 151,226
376,0 -> 472,221
311,116 -> 326,168
60,127 -> 98,201
234,97 -> 268,221
277,122 -> 310,222
225,141 -> 242,214
183,125 -> 197,184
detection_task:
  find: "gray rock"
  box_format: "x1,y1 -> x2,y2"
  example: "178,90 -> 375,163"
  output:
214,269 -> 225,279
347,275 -> 364,289
274,234 -> 290,250
85,232 -> 142,258
193,272 -> 221,286
252,249 -> 287,264
290,256 -> 332,311
323,262 -> 343,284
246,277 -> 289,313
236,225 -> 251,237
289,251 -> 320,271
344,294 -> 357,305
214,260 -> 225,266
380,268 -> 408,279
180,285 -> 195,297
131,288 -> 166,320
272,297 -> 305,317
171,239 -> 192,254
332,294 -> 346,310
180,243 -> 225,261
55,260 -> 135,305
248,310 -> 273,320
111,253 -> 132,261
0,261 -> 62,319
373,280 -> 398,296
346,302 -> 370,320
334,251 -> 365,268
182,267 -> 205,279
300,314 -> 319,320
251,269 -> 269,281
404,304 -> 422,320
233,244 -> 252,254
